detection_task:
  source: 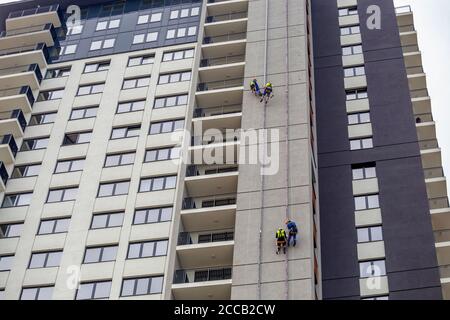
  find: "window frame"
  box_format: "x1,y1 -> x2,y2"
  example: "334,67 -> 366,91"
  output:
54,158 -> 85,174
133,207 -> 173,225
83,245 -> 118,264
83,61 -> 110,73
149,119 -> 185,135
46,187 -> 78,203
120,276 -> 164,297
126,239 -> 168,259
97,180 -> 130,198
110,126 -> 141,140
138,175 -> 177,193
90,212 -> 125,229
37,218 -> 71,235
104,152 -> 136,167
28,250 -> 63,269
11,163 -> 42,179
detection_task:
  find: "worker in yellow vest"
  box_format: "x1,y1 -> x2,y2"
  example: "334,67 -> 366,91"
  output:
275,228 -> 287,255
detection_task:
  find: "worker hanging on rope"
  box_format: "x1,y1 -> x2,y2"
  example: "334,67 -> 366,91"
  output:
250,78 -> 261,97
285,219 -> 298,247
275,228 -> 287,255
260,81 -> 274,103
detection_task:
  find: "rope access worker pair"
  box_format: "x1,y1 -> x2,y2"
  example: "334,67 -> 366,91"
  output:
275,219 -> 298,255
250,79 -> 273,104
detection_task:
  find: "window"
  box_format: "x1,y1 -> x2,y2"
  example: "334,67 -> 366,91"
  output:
133,207 -> 172,225
84,61 -> 110,73
83,246 -> 118,264
350,138 -> 373,150
96,19 -> 120,31
55,158 -> 85,173
37,89 -> 64,101
62,132 -> 92,145
149,119 -> 184,134
97,181 -> 130,197
76,281 -> 112,300
122,76 -> 150,89
67,24 -> 83,35
0,223 -> 23,238
340,25 -> 360,36
60,44 -> 77,55
90,38 -> 115,50
348,112 -> 370,125
139,175 -> 177,192
105,152 -> 135,167
344,66 -> 365,77
45,67 -> 71,79
162,49 -> 194,62
29,112 -> 57,125
158,71 -> 191,84
346,88 -> 368,101
117,100 -> 145,113
127,239 -> 168,259
47,187 -> 78,203
121,276 -> 163,297
20,137 -> 49,151
133,32 -> 158,44
359,260 -> 386,278
154,94 -> 188,109
77,83 -> 104,95
342,44 -> 363,56
144,146 -> 180,162
137,12 -> 162,24
170,7 -> 200,19
357,226 -> 383,243
1,192 -> 33,208
20,286 -> 53,300
91,212 -> 124,229
339,6 -> 358,16
70,106 -> 98,120
29,251 -> 62,269
0,255 -> 14,271
128,55 -> 154,67
188,26 -> 197,36
111,126 -> 141,139
166,26 -> 197,39
354,194 -> 380,211
352,164 -> 376,180
38,218 -> 70,235
11,164 -> 41,178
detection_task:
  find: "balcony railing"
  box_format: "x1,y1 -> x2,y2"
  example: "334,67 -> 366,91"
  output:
0,109 -> 27,131
1,134 -> 18,158
8,4 -> 59,19
186,164 -> 238,177
194,104 -> 242,118
197,78 -> 244,91
200,54 -> 245,67
206,11 -> 248,23
191,129 -> 240,146
0,63 -> 43,83
395,5 -> 412,14
0,161 -> 8,186
178,230 -> 234,245
183,195 -> 237,210
0,86 -> 35,106
203,32 -> 246,44
0,42 -> 49,60
0,23 -> 55,38
173,267 -> 232,284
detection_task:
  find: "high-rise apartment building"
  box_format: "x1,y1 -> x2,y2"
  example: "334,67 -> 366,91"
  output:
0,0 -> 447,301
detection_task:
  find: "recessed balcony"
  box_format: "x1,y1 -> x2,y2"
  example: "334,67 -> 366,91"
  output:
0,43 -> 49,69
192,106 -> 242,133
412,97 -> 431,116
421,148 -> 442,170
410,88 -> 429,99
185,165 -> 239,197
0,161 -> 9,191
408,72 -> 427,91
180,199 -> 236,231
396,6 -> 414,26
6,4 -> 62,30
403,51 -> 422,69
0,134 -> 18,164
425,177 -> 448,200
416,121 -> 436,141
207,0 -> 249,16
0,23 -> 57,51
0,63 -> 42,90
172,266 -> 232,300
196,78 -> 244,106
399,30 -> 418,47
0,86 -> 34,114
429,197 -> 449,211
0,109 -> 27,137
199,61 -> 245,84
205,12 -> 248,36
431,208 -> 450,234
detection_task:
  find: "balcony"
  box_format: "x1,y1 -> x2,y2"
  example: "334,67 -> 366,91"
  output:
424,167 -> 444,180
0,161 -> 8,191
408,73 -> 427,91
193,105 -> 242,133
431,208 -> 450,234
0,63 -> 42,90
421,148 -> 442,171
0,109 -> 27,137
399,29 -> 418,48
196,78 -> 244,107
172,267 -> 232,300
412,97 -> 431,116
204,12 -> 248,36
0,43 -> 49,69
0,86 -> 34,114
207,0 -> 249,14
403,51 -> 422,70
6,4 -> 62,30
425,177 -> 448,200
199,62 -> 245,86
194,104 -> 242,118
203,32 -> 246,46
430,197 -> 450,211
410,88 -> 429,99
200,54 -> 245,68
416,121 -> 436,141
395,5 -> 414,27
185,165 -> 238,197
0,134 -> 18,164
0,23 -> 57,51
178,230 -> 234,246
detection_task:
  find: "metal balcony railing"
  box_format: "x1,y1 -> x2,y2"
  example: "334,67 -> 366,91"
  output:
0,23 -> 54,38
194,104 -> 242,118
191,129 -> 240,146
0,86 -> 35,106
182,195 -> 237,210
0,161 -> 8,186
178,230 -> 234,245
173,267 -> 232,284
200,54 -> 245,67
0,109 -> 27,131
395,5 -> 412,14
197,78 -> 244,91
0,134 -> 18,158
206,11 -> 248,23
8,4 -> 59,19
0,63 -> 42,83
186,164 -> 238,177
0,43 -> 49,61
203,32 -> 246,44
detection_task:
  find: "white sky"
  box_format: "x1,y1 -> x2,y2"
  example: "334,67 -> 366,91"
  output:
0,0 -> 449,189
